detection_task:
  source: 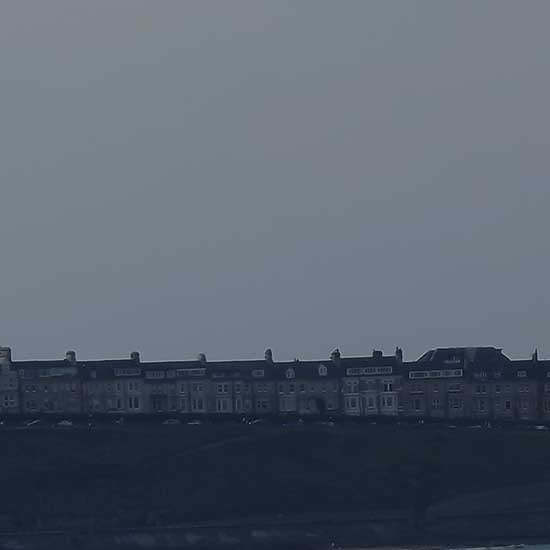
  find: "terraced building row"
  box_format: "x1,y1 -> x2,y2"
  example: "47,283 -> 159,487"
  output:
1,345 -> 549,421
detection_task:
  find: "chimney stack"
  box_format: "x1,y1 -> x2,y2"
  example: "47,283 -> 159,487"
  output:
330,348 -> 341,365
65,350 -> 76,363
0,347 -> 12,364
264,348 -> 273,363
197,353 -> 207,364
372,349 -> 383,359
130,351 -> 141,363
395,347 -> 403,363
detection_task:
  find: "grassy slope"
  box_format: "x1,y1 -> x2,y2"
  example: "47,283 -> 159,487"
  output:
2,422 -> 550,531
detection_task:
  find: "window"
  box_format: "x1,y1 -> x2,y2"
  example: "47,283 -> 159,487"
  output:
128,397 -> 140,410
234,382 -> 241,394
544,399 -> 550,412
192,398 -> 204,411
479,399 -> 486,412
413,399 -> 421,411
495,398 -> 501,409
285,368 -> 295,379
345,397 -> 358,409
217,383 -> 229,394
318,365 -> 328,376
216,399 -> 230,412
289,383 -> 295,394
495,384 -> 501,394
386,395 -> 393,407
383,381 -> 393,392
521,398 -> 529,411
368,396 -> 375,409
432,398 -> 441,409
299,383 -> 306,393
278,383 -> 284,394
449,397 -> 462,409
505,400 -> 511,411
432,383 -> 439,393
517,371 -> 527,378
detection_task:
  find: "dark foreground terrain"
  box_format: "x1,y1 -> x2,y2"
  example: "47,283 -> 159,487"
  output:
2,420 -> 550,548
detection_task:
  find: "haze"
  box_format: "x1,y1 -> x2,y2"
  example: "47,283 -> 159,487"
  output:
1,1 -> 549,362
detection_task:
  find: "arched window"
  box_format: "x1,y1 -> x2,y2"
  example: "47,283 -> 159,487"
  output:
286,368 -> 295,379
318,364 -> 328,376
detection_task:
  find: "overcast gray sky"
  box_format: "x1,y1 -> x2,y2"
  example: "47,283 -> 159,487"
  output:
1,1 -> 549,362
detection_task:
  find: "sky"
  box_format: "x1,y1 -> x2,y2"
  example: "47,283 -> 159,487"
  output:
1,1 -> 550,362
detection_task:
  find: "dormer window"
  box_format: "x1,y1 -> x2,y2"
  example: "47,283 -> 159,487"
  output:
318,364 -> 328,377
286,368 -> 295,379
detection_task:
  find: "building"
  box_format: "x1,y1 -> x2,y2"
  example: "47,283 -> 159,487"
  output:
340,349 -> 402,416
2,344 -> 550,422
0,347 -> 18,414
16,351 -> 82,414
80,353 -> 143,414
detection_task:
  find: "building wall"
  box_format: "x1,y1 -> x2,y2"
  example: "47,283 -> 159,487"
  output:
0,348 -> 18,414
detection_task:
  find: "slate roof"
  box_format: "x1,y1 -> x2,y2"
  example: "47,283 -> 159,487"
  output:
414,347 -> 511,371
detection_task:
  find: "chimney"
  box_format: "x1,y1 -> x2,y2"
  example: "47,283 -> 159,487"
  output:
372,349 -> 383,360
264,348 -> 273,363
197,353 -> 207,364
532,348 -> 539,363
395,347 -> 403,363
65,350 -> 76,363
330,348 -> 341,365
130,351 -> 141,363
0,347 -> 12,365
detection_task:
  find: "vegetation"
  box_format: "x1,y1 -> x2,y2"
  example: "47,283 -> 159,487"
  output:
2,421 -> 550,531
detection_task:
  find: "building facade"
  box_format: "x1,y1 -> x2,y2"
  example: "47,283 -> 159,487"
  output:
1,344 -> 549,422
0,347 -> 18,414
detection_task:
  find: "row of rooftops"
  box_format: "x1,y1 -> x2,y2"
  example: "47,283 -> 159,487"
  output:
3,346 -> 550,380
